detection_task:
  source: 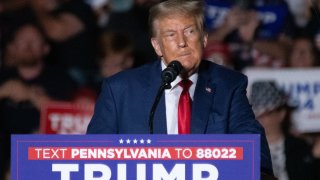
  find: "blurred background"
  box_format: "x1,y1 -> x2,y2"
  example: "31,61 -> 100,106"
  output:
1,0 -> 320,179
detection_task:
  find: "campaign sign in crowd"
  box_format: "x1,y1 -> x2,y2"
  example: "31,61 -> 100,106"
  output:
245,68 -> 320,133
40,102 -> 94,134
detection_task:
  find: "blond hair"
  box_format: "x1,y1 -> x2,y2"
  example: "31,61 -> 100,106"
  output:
149,0 -> 205,37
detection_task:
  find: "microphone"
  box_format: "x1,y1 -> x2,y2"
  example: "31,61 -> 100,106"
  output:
149,60 -> 183,134
161,60 -> 183,89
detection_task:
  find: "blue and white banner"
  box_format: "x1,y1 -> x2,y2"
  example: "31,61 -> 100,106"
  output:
11,134 -> 260,180
245,68 -> 320,133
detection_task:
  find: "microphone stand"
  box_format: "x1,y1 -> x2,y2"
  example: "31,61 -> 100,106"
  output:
149,60 -> 182,134
149,82 -> 171,134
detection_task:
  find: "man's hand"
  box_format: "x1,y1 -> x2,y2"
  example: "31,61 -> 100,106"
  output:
207,7 -> 251,42
0,79 -> 31,102
223,7 -> 248,33
0,80 -> 52,109
238,10 -> 260,42
28,85 -> 52,110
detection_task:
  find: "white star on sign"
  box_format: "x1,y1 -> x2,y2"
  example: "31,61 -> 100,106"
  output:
133,139 -> 138,144
147,139 -> 151,144
126,139 -> 131,144
119,139 -> 124,144
140,139 -> 145,144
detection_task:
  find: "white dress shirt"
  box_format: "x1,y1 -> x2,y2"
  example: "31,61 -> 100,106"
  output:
161,61 -> 198,134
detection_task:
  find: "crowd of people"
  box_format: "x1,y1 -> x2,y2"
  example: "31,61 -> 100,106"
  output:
1,0 -> 320,179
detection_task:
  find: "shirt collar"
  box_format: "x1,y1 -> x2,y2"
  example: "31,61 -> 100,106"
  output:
161,60 -> 198,91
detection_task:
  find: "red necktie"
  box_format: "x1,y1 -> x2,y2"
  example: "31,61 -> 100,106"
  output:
178,79 -> 192,134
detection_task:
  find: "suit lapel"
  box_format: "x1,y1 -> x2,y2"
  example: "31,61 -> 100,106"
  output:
142,61 -> 167,134
191,61 -> 215,133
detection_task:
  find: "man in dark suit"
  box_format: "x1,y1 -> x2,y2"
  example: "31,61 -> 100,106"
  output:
87,0 -> 274,176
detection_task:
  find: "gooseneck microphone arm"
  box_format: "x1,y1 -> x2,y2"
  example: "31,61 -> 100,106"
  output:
149,60 -> 183,134
148,83 -> 167,134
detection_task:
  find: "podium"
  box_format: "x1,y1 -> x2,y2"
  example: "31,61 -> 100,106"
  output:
12,134 -> 260,179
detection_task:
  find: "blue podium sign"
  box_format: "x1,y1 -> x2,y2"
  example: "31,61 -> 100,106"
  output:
11,134 -> 260,180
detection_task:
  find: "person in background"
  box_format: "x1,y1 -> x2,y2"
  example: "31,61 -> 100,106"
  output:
251,40 -> 288,68
250,80 -> 318,180
85,0 -> 111,28
87,0 -> 274,178
203,41 -> 234,69
206,1 -> 261,71
103,0 -> 158,67
205,0 -> 297,71
0,23 -> 76,180
311,134 -> 320,180
0,0 -> 28,12
282,0 -> 320,42
98,31 -> 134,78
89,30 -> 135,93
30,0 -> 98,87
288,37 -> 319,68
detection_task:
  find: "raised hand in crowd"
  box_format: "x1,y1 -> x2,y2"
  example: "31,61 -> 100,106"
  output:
238,10 -> 260,42
27,84 -> 52,109
30,0 -> 84,41
0,79 -> 51,110
208,7 -> 255,42
0,79 -> 30,102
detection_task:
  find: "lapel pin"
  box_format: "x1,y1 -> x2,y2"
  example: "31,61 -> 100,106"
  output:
205,87 -> 212,93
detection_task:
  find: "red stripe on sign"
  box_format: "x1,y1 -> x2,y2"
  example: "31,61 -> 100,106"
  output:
28,147 -> 243,160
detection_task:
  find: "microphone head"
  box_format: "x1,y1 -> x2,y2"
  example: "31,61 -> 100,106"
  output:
161,60 -> 183,84
169,60 -> 183,73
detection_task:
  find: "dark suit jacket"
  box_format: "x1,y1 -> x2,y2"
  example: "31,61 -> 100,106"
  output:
87,60 -> 273,174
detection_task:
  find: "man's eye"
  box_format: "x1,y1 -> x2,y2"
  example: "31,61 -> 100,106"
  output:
165,33 -> 175,37
186,29 -> 195,35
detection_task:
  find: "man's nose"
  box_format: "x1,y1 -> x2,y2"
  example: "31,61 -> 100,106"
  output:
177,33 -> 187,48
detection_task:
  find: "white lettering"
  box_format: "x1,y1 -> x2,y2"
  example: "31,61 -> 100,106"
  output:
137,164 -> 146,180
153,164 -> 185,180
85,164 -> 111,180
117,164 -> 126,180
52,164 -> 79,180
193,164 -> 219,180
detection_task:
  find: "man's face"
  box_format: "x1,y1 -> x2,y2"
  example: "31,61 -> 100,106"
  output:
151,14 -> 207,76
6,25 -> 49,66
290,39 -> 314,67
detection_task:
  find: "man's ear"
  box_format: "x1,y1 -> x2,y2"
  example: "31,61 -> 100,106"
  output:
151,38 -> 163,57
202,32 -> 208,48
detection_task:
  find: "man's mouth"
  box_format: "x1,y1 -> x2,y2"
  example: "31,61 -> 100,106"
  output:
179,52 -> 191,57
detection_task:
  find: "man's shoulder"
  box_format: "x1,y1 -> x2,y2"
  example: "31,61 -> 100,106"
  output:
201,60 -> 247,83
105,61 -> 159,85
